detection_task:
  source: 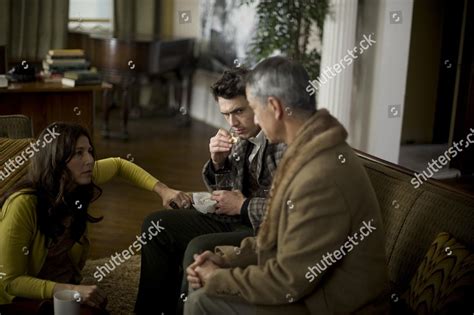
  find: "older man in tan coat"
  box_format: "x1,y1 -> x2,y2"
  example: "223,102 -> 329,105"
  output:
184,56 -> 390,315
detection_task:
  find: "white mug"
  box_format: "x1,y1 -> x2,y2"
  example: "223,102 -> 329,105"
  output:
54,289 -> 81,315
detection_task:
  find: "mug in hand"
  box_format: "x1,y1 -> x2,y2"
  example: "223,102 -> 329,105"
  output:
54,289 -> 81,315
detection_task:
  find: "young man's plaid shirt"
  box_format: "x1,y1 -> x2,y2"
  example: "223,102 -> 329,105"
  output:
202,135 -> 286,232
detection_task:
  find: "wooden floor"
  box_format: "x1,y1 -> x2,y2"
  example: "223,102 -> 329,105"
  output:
88,114 -> 216,259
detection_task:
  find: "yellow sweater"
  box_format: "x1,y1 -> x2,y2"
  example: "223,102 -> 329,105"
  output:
0,158 -> 158,304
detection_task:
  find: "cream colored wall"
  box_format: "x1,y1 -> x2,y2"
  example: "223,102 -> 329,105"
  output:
134,0 -> 156,106
351,0 -> 414,163
351,0 -> 381,151
173,0 -> 201,38
189,69 -> 229,129
171,0 -> 228,128
400,0 -> 443,144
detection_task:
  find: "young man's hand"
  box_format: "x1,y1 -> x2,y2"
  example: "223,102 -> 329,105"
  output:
211,190 -> 245,215
209,129 -> 233,169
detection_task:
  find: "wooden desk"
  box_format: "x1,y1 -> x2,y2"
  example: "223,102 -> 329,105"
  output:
0,81 -> 111,137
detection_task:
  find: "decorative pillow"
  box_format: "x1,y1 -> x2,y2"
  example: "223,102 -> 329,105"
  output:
0,138 -> 34,196
404,232 -> 474,314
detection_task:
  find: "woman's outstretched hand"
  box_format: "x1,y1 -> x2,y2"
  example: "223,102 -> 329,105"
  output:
153,182 -> 193,209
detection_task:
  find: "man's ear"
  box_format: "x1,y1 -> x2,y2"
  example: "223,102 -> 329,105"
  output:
267,96 -> 284,120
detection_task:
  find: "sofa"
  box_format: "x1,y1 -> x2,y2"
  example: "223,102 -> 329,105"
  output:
356,149 -> 474,313
1,137 -> 473,313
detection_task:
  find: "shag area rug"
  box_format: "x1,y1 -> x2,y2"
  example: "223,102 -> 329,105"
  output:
81,254 -> 141,315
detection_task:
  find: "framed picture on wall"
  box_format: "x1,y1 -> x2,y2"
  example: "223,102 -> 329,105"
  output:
199,0 -> 258,68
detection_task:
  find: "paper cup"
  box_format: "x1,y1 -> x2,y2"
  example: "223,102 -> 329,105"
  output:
54,289 -> 81,315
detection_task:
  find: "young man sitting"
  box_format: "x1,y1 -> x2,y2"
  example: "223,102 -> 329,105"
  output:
135,68 -> 286,314
184,57 -> 390,314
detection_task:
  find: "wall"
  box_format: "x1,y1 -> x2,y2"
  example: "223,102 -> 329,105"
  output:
400,0 -> 443,144
173,0 -> 201,38
189,69 -> 229,129
172,0 -> 228,129
352,0 -> 414,163
351,0 -> 380,152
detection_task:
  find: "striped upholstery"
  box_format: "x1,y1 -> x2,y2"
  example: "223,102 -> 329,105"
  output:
358,155 -> 474,312
405,232 -> 474,314
0,115 -> 33,139
0,138 -> 34,197
359,158 -> 474,291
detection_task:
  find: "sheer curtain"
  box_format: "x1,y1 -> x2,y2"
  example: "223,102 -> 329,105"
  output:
0,0 -> 69,61
113,0 -> 136,38
113,0 -> 161,38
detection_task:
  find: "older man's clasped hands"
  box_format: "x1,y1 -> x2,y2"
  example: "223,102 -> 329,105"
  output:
186,251 -> 229,289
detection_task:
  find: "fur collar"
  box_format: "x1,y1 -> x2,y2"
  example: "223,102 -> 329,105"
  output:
257,109 -> 348,248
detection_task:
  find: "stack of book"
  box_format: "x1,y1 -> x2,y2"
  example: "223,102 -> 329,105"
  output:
41,49 -> 90,83
61,70 -> 102,87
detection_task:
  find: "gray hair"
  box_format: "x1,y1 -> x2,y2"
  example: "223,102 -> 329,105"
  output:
246,56 -> 316,113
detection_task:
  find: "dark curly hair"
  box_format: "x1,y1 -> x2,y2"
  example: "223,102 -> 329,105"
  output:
0,123 -> 103,248
210,67 -> 249,101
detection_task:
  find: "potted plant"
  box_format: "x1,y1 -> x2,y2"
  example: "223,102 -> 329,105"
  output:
239,0 -> 330,79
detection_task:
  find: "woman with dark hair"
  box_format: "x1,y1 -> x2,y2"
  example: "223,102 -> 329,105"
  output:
0,122 -> 193,314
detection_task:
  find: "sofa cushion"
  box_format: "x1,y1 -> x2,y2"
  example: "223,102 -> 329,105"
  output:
0,138 -> 34,197
391,191 -> 474,290
404,232 -> 474,314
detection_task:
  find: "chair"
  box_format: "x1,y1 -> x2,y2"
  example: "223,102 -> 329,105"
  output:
0,137 -> 34,196
0,115 -> 33,138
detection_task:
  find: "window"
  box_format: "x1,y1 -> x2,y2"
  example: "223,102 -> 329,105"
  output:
69,0 -> 114,33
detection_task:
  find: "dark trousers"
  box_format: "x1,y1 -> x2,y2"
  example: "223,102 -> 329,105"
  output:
134,209 -> 253,315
